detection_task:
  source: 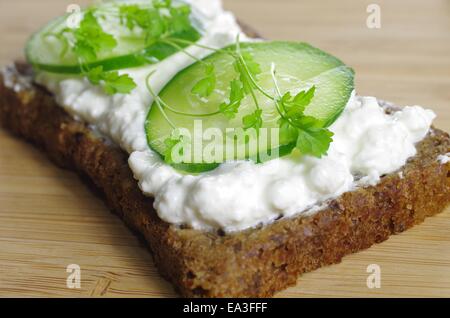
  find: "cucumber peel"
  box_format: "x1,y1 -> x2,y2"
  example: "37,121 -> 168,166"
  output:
25,1 -> 201,74
145,41 -> 354,173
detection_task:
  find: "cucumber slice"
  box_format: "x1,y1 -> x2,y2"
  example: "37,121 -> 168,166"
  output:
146,41 -> 354,173
25,1 -> 201,74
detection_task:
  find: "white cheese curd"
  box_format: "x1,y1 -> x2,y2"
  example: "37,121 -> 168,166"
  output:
438,153 -> 450,164
33,0 -> 437,232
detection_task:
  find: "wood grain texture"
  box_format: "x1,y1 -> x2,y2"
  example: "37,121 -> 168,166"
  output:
0,0 -> 449,297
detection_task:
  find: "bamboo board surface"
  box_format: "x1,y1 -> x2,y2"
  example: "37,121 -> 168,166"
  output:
0,0 -> 449,297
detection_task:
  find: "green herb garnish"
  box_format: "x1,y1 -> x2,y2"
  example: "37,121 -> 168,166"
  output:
146,36 -> 334,162
35,1 -> 343,166
73,10 -> 117,62
191,63 -> 216,98
219,80 -> 244,119
42,0 -> 202,95
86,66 -> 137,95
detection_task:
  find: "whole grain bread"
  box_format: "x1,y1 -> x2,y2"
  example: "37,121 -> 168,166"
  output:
1,60 -> 449,297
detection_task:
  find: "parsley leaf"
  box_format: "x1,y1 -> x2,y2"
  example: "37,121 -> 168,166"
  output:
219,80 -> 244,119
73,10 -> 117,62
191,63 -> 216,98
296,127 -> 334,158
243,109 -> 263,130
278,117 -> 299,145
281,86 -> 316,119
86,66 -> 136,95
233,51 -> 262,94
154,0 -> 172,9
168,4 -> 193,34
86,65 -> 104,84
102,72 -> 137,95
291,115 -> 323,129
144,10 -> 166,45
241,52 -> 262,78
164,135 -> 182,164
278,94 -> 333,158
163,130 -> 188,164
119,1 -> 195,47
271,64 -> 331,157
119,5 -> 166,45
142,37 -> 339,164
119,5 -> 141,30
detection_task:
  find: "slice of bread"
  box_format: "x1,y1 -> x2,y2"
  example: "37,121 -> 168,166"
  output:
1,60 -> 449,297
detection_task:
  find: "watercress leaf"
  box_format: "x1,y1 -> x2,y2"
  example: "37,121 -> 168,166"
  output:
296,128 -> 334,158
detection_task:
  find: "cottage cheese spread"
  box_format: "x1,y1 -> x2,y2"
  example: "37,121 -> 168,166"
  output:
33,0 -> 436,232
438,153 -> 450,164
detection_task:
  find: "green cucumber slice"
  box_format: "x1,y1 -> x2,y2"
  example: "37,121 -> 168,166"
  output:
146,41 -> 354,173
25,1 -> 201,74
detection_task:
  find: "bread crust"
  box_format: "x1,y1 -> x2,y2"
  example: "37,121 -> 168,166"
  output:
1,63 -> 449,297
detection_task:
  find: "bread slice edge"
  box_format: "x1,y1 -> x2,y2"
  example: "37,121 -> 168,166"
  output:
1,62 -> 449,298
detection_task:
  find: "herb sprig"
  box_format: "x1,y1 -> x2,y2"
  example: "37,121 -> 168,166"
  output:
47,8 -> 137,95
86,65 -> 136,95
146,36 -> 334,162
45,1 -> 335,162
119,0 -> 195,46
270,65 -> 334,157
46,0 -> 200,95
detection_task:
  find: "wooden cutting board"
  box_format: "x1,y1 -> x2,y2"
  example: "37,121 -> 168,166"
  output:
0,0 -> 449,297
